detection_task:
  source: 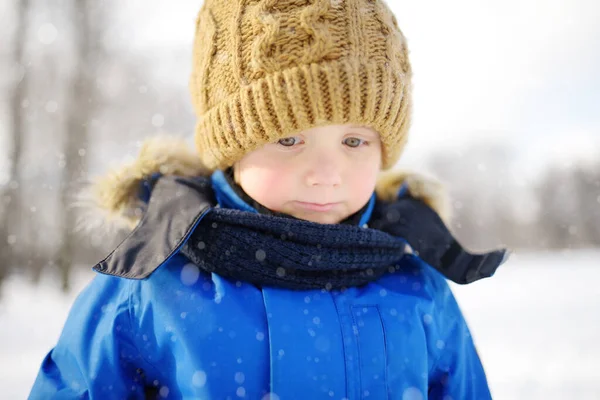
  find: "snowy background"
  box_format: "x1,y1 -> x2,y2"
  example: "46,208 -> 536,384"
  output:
1,250 -> 599,399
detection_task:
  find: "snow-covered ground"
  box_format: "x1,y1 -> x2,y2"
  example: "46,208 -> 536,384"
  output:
1,250 -> 599,399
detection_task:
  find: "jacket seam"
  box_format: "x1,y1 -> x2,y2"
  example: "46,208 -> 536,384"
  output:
375,305 -> 390,399
352,304 -> 389,399
330,292 -> 350,399
127,279 -> 162,383
427,313 -> 458,376
350,306 -> 364,396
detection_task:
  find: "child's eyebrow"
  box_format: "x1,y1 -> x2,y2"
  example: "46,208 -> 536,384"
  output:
348,125 -> 378,135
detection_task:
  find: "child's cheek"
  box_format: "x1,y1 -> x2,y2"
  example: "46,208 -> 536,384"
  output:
349,162 -> 379,205
253,169 -> 294,209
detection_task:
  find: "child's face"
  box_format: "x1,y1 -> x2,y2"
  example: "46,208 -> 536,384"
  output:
235,124 -> 382,224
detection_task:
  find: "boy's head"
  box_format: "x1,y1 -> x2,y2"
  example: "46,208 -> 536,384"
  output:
189,0 -> 412,222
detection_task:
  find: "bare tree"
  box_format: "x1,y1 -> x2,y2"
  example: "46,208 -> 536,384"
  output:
55,0 -> 106,291
535,167 -> 582,249
573,163 -> 600,247
1,0 -> 31,290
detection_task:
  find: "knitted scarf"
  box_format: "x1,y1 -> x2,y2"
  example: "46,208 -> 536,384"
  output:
181,199 -> 507,290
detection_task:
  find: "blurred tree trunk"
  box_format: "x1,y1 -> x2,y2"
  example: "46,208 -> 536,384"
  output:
574,164 -> 600,247
1,0 -> 31,289
56,0 -> 104,292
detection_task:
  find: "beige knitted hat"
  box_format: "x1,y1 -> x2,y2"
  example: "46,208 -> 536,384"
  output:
189,0 -> 412,171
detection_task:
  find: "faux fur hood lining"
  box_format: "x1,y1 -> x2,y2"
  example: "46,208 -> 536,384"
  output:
79,136 -> 451,234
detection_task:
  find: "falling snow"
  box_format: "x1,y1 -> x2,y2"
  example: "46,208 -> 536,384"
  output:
180,263 -> 200,286
192,370 -> 207,388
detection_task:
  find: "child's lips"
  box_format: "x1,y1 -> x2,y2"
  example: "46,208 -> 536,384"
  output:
293,201 -> 340,212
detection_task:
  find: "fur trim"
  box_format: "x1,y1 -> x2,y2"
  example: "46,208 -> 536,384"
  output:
77,135 -> 451,235
375,169 -> 452,225
75,136 -> 209,235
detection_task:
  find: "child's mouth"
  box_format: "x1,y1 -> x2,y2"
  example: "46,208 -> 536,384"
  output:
293,201 -> 340,212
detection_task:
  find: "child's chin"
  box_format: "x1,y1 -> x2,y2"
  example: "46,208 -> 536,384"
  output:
294,212 -> 344,225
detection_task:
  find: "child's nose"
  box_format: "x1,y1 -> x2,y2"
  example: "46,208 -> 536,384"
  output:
304,156 -> 342,187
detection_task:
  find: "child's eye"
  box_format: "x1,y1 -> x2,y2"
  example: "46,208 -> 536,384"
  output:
343,137 -> 367,148
277,137 -> 300,147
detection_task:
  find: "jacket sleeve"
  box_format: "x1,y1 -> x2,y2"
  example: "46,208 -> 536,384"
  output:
427,272 -> 493,399
29,273 -> 149,400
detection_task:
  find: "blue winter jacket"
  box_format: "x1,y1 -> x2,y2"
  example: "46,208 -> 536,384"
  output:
30,171 -> 498,399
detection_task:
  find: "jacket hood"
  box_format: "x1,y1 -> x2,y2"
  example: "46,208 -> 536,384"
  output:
78,135 -> 451,235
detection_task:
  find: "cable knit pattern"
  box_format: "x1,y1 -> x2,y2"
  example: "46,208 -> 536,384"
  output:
190,0 -> 412,170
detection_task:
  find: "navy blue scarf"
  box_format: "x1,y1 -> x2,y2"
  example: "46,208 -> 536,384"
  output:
181,194 -> 508,290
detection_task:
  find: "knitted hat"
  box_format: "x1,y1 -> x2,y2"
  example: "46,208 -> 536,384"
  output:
189,0 -> 412,171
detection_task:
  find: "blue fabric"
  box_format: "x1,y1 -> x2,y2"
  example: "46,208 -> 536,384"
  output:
358,192 -> 376,227
397,181 -> 409,198
139,172 -> 163,204
211,169 -> 258,213
30,172 -> 494,399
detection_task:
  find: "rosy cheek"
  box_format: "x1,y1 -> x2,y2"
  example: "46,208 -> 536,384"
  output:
350,166 -> 378,206
247,171 -> 290,209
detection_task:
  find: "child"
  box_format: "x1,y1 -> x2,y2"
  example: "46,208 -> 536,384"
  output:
30,0 -> 508,398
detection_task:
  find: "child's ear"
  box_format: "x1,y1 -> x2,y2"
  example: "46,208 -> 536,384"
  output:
233,162 -> 241,184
